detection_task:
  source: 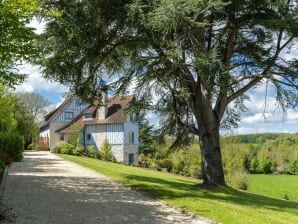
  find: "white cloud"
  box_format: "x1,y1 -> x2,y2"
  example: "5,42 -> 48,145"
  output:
15,63 -> 69,94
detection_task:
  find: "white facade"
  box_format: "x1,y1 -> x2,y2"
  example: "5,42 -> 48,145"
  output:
84,117 -> 139,164
40,96 -> 139,164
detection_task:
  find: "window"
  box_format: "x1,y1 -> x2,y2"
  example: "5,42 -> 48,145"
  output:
84,113 -> 92,119
129,132 -> 134,144
65,111 -> 74,120
87,133 -> 91,141
129,114 -> 134,122
60,134 -> 64,141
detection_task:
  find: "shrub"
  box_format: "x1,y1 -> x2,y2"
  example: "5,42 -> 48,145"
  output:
51,142 -> 74,155
0,133 -> 24,162
28,143 -> 38,151
60,142 -> 75,155
226,170 -> 249,190
51,144 -> 62,154
157,159 -> 173,172
99,139 -> 114,161
72,145 -> 83,156
86,145 -> 98,158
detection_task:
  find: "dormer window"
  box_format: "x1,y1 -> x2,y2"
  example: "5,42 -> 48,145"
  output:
84,113 -> 92,119
65,111 -> 74,120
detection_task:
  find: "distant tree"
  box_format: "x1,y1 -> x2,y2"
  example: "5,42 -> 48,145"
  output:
41,0 -> 297,186
137,114 -> 158,156
0,0 -> 40,87
14,92 -> 51,149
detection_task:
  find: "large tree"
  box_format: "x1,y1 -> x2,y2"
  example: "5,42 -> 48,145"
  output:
14,92 -> 50,149
0,0 -> 40,87
41,0 -> 297,186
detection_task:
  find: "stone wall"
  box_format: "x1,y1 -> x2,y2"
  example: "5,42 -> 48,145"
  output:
111,145 -> 124,162
123,144 -> 138,164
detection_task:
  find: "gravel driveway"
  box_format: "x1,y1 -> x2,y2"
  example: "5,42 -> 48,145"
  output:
0,151 -> 212,224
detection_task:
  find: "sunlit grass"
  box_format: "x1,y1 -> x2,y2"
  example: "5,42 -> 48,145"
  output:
59,154 -> 298,224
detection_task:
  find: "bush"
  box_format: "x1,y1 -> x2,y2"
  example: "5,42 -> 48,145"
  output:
51,142 -> 74,155
99,139 -> 114,161
72,145 -> 83,156
86,145 -> 98,158
0,132 -> 24,162
51,144 -> 62,154
28,143 -> 38,151
226,171 -> 249,190
156,159 -> 173,172
60,142 -> 75,155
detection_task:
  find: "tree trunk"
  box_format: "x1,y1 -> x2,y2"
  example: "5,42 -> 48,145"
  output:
199,127 -> 226,186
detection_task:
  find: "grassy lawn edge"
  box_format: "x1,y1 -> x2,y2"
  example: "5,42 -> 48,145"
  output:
58,154 -> 298,224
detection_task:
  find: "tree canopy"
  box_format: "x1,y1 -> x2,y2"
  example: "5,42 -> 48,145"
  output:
0,0 -> 40,87
40,0 -> 298,186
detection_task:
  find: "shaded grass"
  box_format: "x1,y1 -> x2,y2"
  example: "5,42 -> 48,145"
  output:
59,154 -> 298,224
248,174 -> 298,201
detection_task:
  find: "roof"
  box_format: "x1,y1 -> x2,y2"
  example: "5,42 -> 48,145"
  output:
39,95 -> 73,129
56,95 -> 134,133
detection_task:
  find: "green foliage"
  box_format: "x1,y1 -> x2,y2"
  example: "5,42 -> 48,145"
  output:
51,143 -> 62,154
226,171 -> 249,191
41,0 -> 298,186
0,132 -> 24,162
28,143 -> 38,150
72,145 -> 83,156
99,139 -> 114,162
66,124 -> 83,146
60,142 -> 75,155
14,92 -> 51,149
0,0 -> 40,87
86,145 -> 98,158
0,85 -> 24,162
51,141 -> 74,155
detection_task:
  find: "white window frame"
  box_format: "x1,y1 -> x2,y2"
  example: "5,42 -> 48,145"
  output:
65,111 -> 74,120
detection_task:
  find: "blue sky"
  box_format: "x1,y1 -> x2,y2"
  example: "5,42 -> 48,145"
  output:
15,19 -> 298,135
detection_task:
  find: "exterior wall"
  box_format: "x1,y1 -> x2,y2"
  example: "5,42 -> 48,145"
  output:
124,122 -> 139,144
84,124 -> 107,150
123,144 -> 138,164
49,122 -> 68,148
111,145 -> 124,162
52,97 -> 88,122
85,123 -> 125,162
123,113 -> 139,164
106,124 -> 124,144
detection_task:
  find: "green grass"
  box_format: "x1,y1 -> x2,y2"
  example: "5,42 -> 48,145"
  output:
59,154 -> 298,224
248,174 -> 298,201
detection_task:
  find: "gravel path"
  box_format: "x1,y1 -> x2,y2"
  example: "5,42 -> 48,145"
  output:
0,151 -> 213,224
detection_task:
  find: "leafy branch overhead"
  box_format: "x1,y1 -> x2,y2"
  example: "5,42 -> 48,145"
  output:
0,0 -> 40,87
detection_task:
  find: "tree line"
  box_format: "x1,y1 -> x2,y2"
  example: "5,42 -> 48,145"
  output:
138,122 -> 298,189
0,85 -> 50,172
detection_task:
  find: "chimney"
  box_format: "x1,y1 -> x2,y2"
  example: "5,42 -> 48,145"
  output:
96,91 -> 108,119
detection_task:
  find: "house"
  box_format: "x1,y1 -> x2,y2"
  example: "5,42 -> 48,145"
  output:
39,94 -> 139,164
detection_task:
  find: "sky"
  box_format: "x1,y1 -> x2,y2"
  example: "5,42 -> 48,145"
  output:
15,19 -> 298,135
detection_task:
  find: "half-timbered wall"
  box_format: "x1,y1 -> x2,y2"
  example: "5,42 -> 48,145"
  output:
53,98 -> 88,122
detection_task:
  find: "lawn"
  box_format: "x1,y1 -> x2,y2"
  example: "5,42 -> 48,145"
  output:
59,154 -> 298,224
248,174 -> 298,201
